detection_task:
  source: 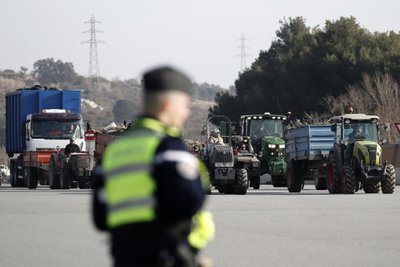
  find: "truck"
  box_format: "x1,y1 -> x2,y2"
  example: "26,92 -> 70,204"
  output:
239,113 -> 287,187
285,125 -> 334,192
6,87 -> 85,189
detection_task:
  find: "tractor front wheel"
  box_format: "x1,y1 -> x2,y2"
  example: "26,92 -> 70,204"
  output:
381,164 -> 396,194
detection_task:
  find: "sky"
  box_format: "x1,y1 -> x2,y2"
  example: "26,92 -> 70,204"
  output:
0,0 -> 399,88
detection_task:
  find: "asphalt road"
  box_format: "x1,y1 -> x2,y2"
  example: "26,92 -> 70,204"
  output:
1,181 -> 400,267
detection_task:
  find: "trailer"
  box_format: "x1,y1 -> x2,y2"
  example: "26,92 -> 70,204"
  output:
6,88 -> 84,189
285,125 -> 334,192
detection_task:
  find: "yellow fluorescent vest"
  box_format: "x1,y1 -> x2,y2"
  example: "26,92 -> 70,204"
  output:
102,118 -> 167,228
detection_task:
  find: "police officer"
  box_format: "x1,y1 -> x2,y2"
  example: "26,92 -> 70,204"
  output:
92,66 -> 213,267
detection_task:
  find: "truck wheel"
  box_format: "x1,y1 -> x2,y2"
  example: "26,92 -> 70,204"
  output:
343,165 -> 357,194
25,167 -> 38,189
252,176 -> 260,189
272,175 -> 286,187
235,168 -> 248,195
363,180 -> 380,193
49,157 -> 60,189
60,168 -> 71,189
381,164 -> 396,194
326,153 -> 342,194
287,161 -> 302,192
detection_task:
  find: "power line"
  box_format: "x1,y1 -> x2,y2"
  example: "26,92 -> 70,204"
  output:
82,15 -> 105,93
235,34 -> 251,71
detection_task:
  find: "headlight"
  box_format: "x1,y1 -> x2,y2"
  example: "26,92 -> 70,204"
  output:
268,144 -> 275,148
279,144 -> 285,149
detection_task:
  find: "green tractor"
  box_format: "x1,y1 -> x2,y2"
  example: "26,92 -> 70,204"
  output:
239,113 -> 287,187
327,113 -> 396,194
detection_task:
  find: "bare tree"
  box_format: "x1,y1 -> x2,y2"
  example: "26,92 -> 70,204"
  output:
324,73 -> 400,143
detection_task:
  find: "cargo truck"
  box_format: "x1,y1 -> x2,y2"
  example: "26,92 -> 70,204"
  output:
6,87 -> 85,189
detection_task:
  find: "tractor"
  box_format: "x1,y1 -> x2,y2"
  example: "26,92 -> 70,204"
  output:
326,113 -> 396,194
239,113 -> 287,187
201,115 -> 261,194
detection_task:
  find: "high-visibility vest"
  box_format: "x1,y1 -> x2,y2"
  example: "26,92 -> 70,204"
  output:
102,118 -> 169,229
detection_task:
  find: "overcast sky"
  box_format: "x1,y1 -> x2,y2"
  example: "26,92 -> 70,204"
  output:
0,0 -> 399,88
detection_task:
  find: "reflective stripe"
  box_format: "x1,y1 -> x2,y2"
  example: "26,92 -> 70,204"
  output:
109,196 -> 156,213
155,150 -> 198,166
105,163 -> 151,179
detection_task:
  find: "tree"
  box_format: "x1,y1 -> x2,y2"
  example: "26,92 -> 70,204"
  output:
32,58 -> 77,85
210,16 -> 400,122
112,99 -> 135,122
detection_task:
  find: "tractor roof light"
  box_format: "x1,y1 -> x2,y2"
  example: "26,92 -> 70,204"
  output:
264,112 -> 271,115
272,116 -> 276,119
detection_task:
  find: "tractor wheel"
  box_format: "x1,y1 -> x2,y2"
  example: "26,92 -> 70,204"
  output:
287,161 -> 302,192
235,168 -> 248,195
25,167 -> 38,189
49,157 -> 60,189
381,164 -> 396,194
343,165 -> 357,194
326,153 -> 342,194
314,178 -> 327,190
60,166 -> 71,189
363,180 -> 380,193
78,175 -> 89,189
272,175 -> 286,187
224,185 -> 235,194
252,176 -> 260,189
216,186 -> 224,193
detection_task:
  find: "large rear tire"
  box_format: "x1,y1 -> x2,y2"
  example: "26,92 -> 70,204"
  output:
343,165 -> 357,194
326,153 -> 342,194
49,156 -> 61,189
287,161 -> 302,192
381,164 -> 396,194
235,168 -> 248,195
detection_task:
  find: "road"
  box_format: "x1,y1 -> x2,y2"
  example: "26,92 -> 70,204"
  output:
1,182 -> 400,267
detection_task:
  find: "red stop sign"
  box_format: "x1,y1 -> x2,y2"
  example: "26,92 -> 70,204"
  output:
84,129 -> 96,141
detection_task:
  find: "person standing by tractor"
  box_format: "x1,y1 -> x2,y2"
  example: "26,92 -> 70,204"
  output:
92,66 -> 214,267
64,138 -> 81,156
208,128 -> 224,144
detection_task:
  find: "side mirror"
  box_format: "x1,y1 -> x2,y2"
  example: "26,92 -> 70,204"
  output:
384,123 -> 391,132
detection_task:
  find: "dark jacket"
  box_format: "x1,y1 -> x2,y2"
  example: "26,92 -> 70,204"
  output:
92,119 -> 205,265
64,143 -> 81,156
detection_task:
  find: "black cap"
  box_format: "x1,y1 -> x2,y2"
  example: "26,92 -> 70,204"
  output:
143,66 -> 192,93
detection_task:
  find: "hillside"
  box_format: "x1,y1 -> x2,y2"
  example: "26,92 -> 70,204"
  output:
0,70 -> 224,164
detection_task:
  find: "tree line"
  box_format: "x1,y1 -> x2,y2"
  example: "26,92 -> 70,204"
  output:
210,16 -> 400,123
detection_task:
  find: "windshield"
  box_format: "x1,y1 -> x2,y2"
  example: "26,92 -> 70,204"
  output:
249,119 -> 284,139
341,122 -> 379,143
31,119 -> 83,140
